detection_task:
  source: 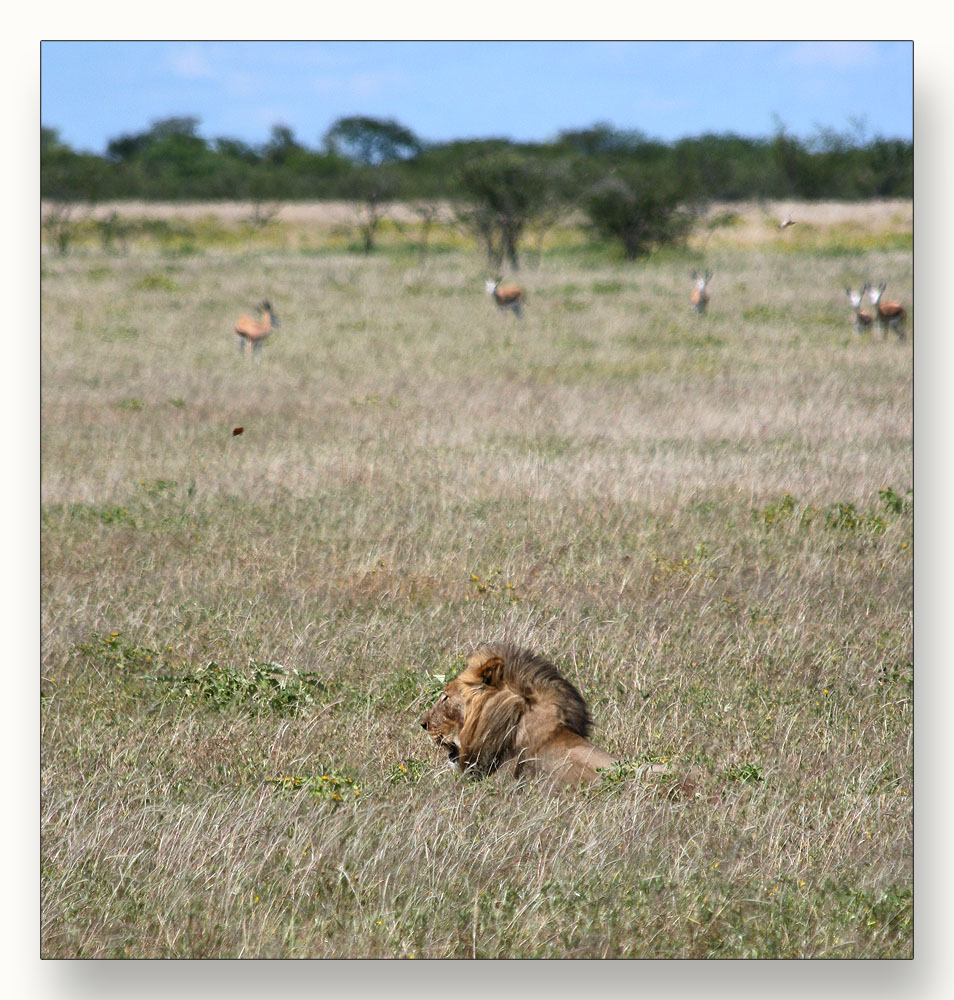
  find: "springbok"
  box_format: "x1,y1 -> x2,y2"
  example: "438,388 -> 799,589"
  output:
845,284 -> 873,334
868,283 -> 907,340
485,279 -> 524,318
690,270 -> 713,314
235,300 -> 280,360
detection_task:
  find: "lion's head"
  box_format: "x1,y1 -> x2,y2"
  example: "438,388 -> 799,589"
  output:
419,677 -> 468,765
420,642 -> 593,777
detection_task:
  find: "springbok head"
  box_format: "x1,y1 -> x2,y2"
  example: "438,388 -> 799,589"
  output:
845,283 -> 869,310
690,270 -> 713,313
260,300 -> 280,327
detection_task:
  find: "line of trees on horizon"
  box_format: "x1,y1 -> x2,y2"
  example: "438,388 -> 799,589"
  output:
41,115 -> 913,266
42,114 -> 912,204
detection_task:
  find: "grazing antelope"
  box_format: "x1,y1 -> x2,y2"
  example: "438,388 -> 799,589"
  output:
235,300 -> 280,360
868,283 -> 907,340
485,279 -> 524,318
845,284 -> 873,334
690,270 -> 713,314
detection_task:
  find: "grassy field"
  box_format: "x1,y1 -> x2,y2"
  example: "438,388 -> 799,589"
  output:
40,202 -> 912,959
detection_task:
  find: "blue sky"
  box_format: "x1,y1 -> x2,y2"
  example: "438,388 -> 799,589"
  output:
41,40 -> 912,154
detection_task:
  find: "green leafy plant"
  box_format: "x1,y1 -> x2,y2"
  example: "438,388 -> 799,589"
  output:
75,632 -> 161,672
879,486 -> 912,516
754,493 -> 796,527
155,661 -> 328,715
387,758 -> 428,784
74,503 -> 135,526
467,566 -> 521,604
137,478 -> 178,497
595,755 -> 695,791
267,769 -> 361,804
720,762 -> 764,784
824,502 -> 887,534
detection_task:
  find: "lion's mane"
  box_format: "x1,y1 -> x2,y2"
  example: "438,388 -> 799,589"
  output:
458,642 -> 592,754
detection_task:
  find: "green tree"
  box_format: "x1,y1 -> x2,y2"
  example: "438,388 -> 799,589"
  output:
41,114 -> 912,205
671,133 -> 781,200
41,126 -> 113,252
102,116 -> 223,198
323,116 -> 422,166
584,171 -> 693,260
454,152 -> 555,270
771,120 -> 822,198
344,166 -> 399,253
555,122 -> 647,158
213,137 -> 259,164
42,126 -> 110,201
263,124 -> 303,166
41,126 -> 70,156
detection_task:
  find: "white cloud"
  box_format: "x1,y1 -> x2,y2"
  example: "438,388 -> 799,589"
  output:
310,69 -> 409,100
778,41 -> 879,71
167,44 -> 216,80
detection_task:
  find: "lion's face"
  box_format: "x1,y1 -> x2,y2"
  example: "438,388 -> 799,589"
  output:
420,651 -> 523,775
419,679 -> 468,764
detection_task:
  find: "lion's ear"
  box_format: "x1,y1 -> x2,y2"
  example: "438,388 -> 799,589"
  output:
475,655 -> 505,688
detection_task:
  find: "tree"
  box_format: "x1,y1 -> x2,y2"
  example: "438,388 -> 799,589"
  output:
41,126 -> 69,156
323,116 -> 422,166
584,171 -> 694,260
102,116 -> 223,198
344,166 -> 399,253
41,126 -> 111,251
263,124 -> 303,166
213,137 -> 259,163
405,200 -> 444,266
454,152 -> 554,270
556,122 -> 647,158
41,114 -> 912,206
107,116 -> 203,161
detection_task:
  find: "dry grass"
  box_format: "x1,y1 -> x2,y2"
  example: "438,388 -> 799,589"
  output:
41,205 -> 912,958
42,197 -> 913,256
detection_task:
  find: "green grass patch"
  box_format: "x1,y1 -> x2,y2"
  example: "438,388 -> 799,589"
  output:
151,660 -> 330,715
266,768 -> 362,804
134,273 -> 180,292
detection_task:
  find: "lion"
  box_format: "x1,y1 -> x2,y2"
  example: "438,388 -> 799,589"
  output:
419,642 -> 620,785
420,642 -> 706,794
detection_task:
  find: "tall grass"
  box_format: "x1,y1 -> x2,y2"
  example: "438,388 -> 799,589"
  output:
41,207 -> 912,958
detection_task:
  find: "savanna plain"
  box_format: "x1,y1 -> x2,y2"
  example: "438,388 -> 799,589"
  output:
41,201 -> 912,958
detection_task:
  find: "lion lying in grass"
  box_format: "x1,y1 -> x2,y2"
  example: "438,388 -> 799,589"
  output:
420,642 -> 701,792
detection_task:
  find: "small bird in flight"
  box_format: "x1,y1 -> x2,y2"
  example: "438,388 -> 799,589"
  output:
778,214 -> 797,230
